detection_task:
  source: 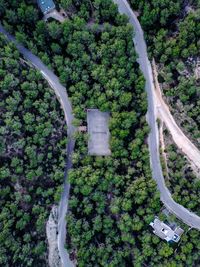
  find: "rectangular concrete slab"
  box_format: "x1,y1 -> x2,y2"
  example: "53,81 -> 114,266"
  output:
87,109 -> 111,156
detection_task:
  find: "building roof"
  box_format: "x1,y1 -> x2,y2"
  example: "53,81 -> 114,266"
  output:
150,218 -> 183,243
37,0 -> 55,14
174,227 -> 184,236
87,109 -> 111,156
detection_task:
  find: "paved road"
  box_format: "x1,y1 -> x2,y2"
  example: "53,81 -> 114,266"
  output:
113,0 -> 200,229
0,25 -> 75,267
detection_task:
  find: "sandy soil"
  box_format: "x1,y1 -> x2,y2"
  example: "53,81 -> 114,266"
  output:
152,59 -> 200,172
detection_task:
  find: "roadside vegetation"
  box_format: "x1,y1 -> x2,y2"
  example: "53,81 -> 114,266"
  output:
0,34 -> 67,266
161,127 -> 200,216
1,0 -> 200,266
130,0 -> 200,148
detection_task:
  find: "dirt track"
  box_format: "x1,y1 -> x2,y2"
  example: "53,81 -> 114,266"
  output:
152,59 -> 200,171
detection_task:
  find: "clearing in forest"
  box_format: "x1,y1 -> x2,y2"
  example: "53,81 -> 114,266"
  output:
87,109 -> 111,156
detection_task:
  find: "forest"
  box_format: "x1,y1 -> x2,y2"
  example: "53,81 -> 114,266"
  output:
0,0 -> 200,266
160,126 -> 200,216
0,34 -> 67,266
130,0 -> 200,148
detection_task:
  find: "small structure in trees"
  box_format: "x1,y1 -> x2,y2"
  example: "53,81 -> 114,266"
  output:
150,217 -> 184,243
78,126 -> 87,132
37,0 -> 55,14
87,109 -> 111,156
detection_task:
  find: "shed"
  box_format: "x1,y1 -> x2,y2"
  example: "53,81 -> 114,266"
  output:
37,0 -> 55,14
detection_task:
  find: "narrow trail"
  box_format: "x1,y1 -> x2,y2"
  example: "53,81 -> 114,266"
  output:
113,0 -> 200,229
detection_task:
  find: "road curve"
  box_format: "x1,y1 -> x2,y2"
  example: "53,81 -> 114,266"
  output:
113,0 -> 200,229
0,25 -> 75,267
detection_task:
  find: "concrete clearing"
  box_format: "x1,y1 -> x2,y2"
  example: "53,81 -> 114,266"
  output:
87,109 -> 111,156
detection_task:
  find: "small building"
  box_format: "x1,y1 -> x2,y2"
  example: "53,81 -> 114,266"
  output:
37,0 -> 55,14
150,217 -> 184,243
87,109 -> 111,156
78,126 -> 87,132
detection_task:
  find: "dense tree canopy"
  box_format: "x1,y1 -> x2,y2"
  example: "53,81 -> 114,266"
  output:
130,0 -> 200,148
0,34 -> 67,266
0,0 -> 200,266
161,128 -> 200,216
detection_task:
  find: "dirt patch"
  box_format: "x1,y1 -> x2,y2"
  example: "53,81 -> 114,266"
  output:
46,206 -> 61,267
152,59 -> 200,172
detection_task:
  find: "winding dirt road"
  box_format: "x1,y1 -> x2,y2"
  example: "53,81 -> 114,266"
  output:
152,60 -> 200,171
